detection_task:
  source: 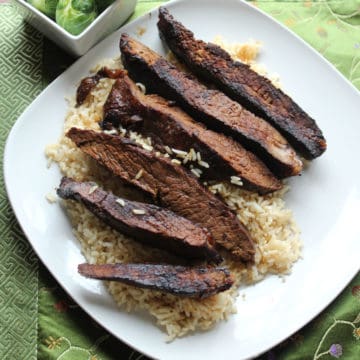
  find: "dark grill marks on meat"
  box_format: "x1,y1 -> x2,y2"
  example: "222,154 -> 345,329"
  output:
157,7 -> 326,159
57,177 -> 221,262
67,127 -> 255,263
78,263 -> 234,298
119,34 -> 303,178
76,67 -> 124,106
101,72 -> 282,194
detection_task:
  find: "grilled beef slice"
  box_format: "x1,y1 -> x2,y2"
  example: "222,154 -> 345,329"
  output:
76,67 -> 124,106
120,34 -> 302,178
157,7 -> 326,159
78,263 -> 233,298
67,127 -> 255,263
57,177 -> 220,262
102,72 -> 282,194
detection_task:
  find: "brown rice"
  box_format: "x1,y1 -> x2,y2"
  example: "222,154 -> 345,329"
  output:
45,41 -> 301,341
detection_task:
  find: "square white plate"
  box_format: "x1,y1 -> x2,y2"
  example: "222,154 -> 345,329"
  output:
4,0 -> 360,359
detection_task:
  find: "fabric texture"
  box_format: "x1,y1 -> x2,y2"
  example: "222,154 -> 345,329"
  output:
0,1 -> 359,359
0,5 -> 41,359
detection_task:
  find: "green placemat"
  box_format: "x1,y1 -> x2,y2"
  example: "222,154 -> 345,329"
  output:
1,1 -> 359,359
0,6 -> 41,359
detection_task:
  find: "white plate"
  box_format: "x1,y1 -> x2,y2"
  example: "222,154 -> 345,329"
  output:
4,0 -> 360,359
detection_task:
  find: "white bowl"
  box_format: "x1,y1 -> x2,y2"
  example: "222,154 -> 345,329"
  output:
12,0 -> 138,57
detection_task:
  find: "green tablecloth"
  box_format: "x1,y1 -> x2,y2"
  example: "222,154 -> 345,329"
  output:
1,1 -> 359,359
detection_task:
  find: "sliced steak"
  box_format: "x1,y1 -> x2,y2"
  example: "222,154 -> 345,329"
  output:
67,127 -> 255,263
120,34 -> 302,178
102,72 -> 282,194
76,67 -> 123,106
57,177 -> 221,262
158,7 -> 326,159
78,263 -> 234,298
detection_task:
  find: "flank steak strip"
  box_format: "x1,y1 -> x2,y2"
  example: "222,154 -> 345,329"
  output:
157,7 -> 326,159
67,127 -> 255,263
119,34 -> 302,178
78,263 -> 234,299
57,177 -> 221,262
101,71 -> 282,194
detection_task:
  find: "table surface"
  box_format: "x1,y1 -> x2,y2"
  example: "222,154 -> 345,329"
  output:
1,1 -> 359,359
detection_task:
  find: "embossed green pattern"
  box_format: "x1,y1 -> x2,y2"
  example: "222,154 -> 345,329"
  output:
253,0 -> 360,85
0,1 -> 359,360
0,4 -> 42,359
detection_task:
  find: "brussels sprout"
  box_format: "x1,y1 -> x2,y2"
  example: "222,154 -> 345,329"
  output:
56,0 -> 98,35
28,0 -> 58,19
96,0 -> 114,12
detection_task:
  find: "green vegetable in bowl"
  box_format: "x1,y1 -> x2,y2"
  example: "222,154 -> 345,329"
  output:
56,0 -> 98,35
96,0 -> 115,12
28,0 -> 59,19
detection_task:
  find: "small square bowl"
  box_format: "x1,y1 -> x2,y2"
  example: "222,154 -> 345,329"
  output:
12,0 -> 138,57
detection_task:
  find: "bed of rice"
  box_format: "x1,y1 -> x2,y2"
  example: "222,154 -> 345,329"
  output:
45,40 -> 302,340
